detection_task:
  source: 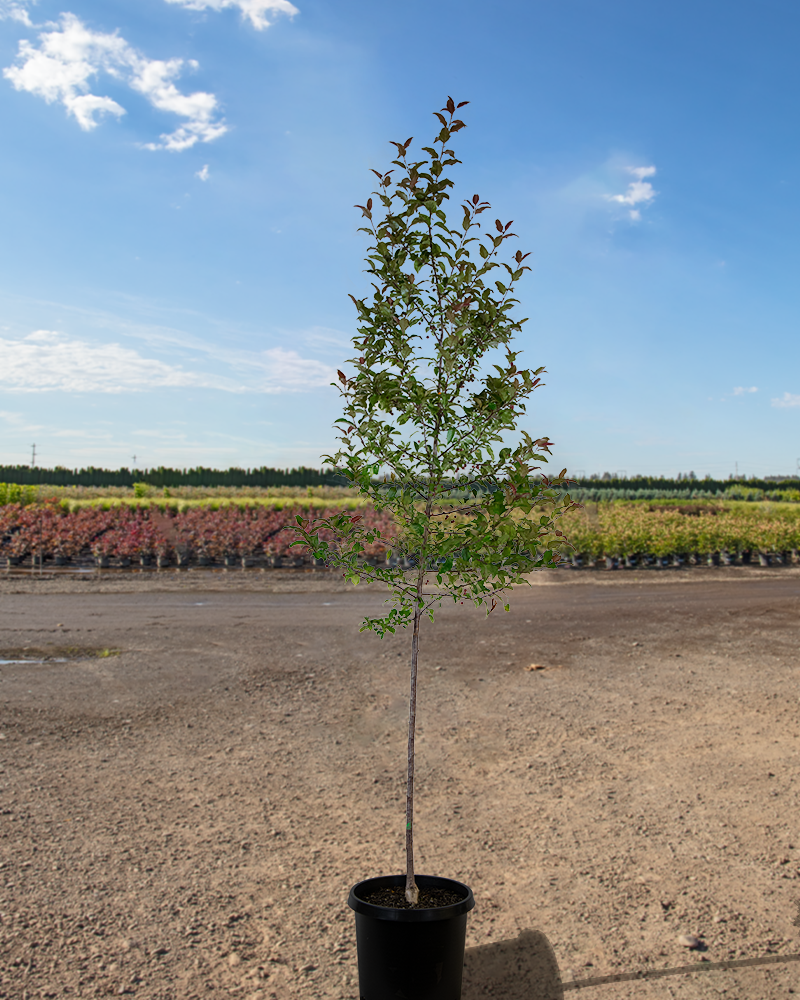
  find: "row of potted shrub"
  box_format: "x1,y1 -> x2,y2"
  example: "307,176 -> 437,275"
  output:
4,500 -> 800,569
558,502 -> 800,564
0,502 -> 395,568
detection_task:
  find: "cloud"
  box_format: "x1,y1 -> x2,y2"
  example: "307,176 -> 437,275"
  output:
1,330 -> 237,392
2,13 -> 227,150
0,331 -> 335,393
164,0 -> 299,31
196,163 -> 209,180
250,347 -> 334,391
772,392 -> 800,409
606,165 -> 657,221
733,386 -> 758,396
0,0 -> 35,25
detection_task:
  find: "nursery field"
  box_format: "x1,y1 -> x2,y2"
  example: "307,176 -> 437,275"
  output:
0,570 -> 798,1000
2,497 -> 800,571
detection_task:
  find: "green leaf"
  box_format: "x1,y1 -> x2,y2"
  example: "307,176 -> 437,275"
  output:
294,100 -> 571,638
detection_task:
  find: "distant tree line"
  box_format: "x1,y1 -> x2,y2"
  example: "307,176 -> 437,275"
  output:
1,465 -> 799,495
0,465 -> 348,488
572,474 -> 800,493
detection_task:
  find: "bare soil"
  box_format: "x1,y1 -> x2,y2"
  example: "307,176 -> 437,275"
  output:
1,566 -> 799,1000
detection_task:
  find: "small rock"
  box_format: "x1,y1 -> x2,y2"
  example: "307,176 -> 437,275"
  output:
678,933 -> 702,949
228,952 -> 241,967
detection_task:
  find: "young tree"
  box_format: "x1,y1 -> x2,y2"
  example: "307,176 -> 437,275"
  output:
291,97 -> 579,905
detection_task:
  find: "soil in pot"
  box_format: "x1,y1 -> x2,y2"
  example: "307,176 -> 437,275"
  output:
362,885 -> 464,908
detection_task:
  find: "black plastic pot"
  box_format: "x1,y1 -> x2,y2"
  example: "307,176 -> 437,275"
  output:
348,874 -> 475,1000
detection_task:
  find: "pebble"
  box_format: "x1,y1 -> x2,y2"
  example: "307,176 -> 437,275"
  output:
678,933 -> 702,949
228,952 -> 241,967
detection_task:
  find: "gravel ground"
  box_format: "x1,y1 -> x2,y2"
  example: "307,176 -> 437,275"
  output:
1,566 -> 799,1000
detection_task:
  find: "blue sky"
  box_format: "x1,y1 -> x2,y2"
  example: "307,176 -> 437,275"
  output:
1,0 -> 798,479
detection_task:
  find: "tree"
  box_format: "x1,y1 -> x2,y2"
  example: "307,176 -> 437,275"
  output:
291,97 -> 579,905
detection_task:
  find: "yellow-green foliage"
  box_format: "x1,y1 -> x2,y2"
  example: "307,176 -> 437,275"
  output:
556,500 -> 800,557
0,483 -> 38,506
58,495 -> 370,513
33,483 -> 361,502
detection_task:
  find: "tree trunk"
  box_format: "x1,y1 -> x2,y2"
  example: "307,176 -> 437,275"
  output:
405,572 -> 425,905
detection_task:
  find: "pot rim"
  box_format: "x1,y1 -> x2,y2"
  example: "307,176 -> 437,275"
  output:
348,874 -> 475,922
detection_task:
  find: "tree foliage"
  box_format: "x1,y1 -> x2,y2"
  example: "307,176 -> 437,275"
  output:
292,97 -> 579,633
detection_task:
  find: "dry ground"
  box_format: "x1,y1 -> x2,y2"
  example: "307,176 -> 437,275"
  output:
1,566 -> 799,1000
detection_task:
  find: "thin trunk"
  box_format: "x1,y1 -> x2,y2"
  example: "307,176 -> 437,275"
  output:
404,566 -> 425,904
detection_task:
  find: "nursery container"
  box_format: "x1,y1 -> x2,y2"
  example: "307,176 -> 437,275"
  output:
348,874 -> 475,1000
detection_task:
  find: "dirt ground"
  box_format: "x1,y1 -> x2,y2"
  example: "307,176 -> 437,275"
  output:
1,565 -> 799,1000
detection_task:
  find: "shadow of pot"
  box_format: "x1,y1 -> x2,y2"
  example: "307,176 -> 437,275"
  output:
462,928 -> 563,1000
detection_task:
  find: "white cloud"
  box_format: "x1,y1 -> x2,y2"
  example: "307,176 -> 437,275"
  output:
2,13 -> 227,149
772,392 -> 800,408
250,347 -> 334,391
1,330 -> 236,392
606,165 -> 657,221
0,0 -> 35,25
0,331 -> 335,393
196,163 -> 210,180
733,386 -> 758,396
164,0 -> 299,31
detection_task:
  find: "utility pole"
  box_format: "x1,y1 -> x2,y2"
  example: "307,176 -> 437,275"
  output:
31,444 -> 36,468
132,454 -> 137,467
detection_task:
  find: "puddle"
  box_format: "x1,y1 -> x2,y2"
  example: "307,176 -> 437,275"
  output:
0,658 -> 68,665
0,647 -> 120,663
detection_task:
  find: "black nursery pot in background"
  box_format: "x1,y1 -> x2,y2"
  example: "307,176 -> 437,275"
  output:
348,874 -> 475,1000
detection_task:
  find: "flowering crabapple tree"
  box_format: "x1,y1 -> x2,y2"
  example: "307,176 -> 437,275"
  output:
290,98 -> 579,904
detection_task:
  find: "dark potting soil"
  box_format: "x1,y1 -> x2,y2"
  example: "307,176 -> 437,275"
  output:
362,886 -> 465,909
